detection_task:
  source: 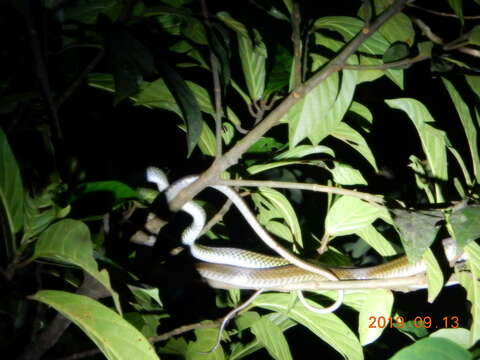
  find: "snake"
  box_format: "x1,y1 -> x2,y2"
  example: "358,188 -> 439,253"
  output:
144,167 -> 466,312
145,167 -> 344,313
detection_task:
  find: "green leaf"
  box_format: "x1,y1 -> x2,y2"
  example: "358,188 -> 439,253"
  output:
287,55 -> 357,146
358,289 -> 393,345
217,12 -> 266,100
328,162 -> 367,186
383,43 -> 409,63
469,25 -> 480,46
33,219 -> 121,313
423,249 -> 444,303
315,16 -> 389,55
430,328 -> 471,349
458,241 -> 480,345
186,326 -> 225,359
230,313 -> 296,360
389,337 -> 471,360
251,317 -> 292,360
182,18 -> 207,45
447,0 -> 464,25
356,225 -> 397,256
0,128 -> 24,235
386,98 -> 448,201
252,188 -> 302,248
465,75 -> 480,101
391,209 -> 442,263
254,293 -> 362,360
158,62 -> 203,157
442,77 -> 480,182
332,123 -> 378,171
72,181 -> 139,206
449,205 -> 480,247
247,137 -> 284,154
325,196 -> 390,236
358,0 -> 415,46
30,291 -> 158,360
274,145 -> 334,160
349,102 -> 373,125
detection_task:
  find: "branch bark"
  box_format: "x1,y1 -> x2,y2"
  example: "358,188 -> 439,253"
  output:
169,0 -> 410,212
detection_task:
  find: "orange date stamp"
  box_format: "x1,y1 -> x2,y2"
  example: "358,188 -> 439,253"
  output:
368,316 -> 460,329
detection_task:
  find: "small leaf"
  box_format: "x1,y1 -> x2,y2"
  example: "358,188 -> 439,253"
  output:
251,317 -> 293,360
30,291 -> 158,360
358,289 -> 393,345
449,205 -> 480,248
391,209 -> 442,263
389,337 -> 470,360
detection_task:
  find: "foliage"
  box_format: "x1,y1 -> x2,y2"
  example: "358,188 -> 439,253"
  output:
1,0 -> 480,359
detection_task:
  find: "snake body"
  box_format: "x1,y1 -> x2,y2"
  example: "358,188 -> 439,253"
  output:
145,168 -> 464,299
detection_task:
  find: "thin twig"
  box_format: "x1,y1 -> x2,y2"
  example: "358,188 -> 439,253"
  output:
201,0 -> 223,158
411,17 -> 443,44
169,0 -> 410,212
342,55 -> 430,70
201,199 -> 233,235
55,49 -> 105,108
291,2 -> 302,88
407,3 -> 480,20
456,47 -> 480,58
218,179 -> 385,205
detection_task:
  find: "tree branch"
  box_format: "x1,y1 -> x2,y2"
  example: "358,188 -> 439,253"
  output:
342,54 -> 430,70
218,179 -> 385,205
169,0 -> 410,212
201,0 -> 224,159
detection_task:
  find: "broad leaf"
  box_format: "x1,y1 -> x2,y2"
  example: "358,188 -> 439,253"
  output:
391,209 -> 442,263
389,337 -> 470,360
358,289 -> 393,345
0,128 -> 24,236
254,293 -> 362,360
31,291 -> 158,360
325,196 -> 390,236
356,225 -> 397,256
386,98 -> 448,201
251,317 -> 292,360
423,249 -> 444,303
217,12 -> 266,100
449,205 -> 480,247
33,219 -> 121,313
158,62 -> 203,157
442,77 -> 480,182
332,122 -> 378,171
